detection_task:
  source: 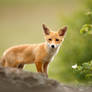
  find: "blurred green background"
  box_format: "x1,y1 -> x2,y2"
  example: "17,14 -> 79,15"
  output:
0,0 -> 92,84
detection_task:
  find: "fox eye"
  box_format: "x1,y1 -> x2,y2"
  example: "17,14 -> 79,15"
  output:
48,38 -> 52,41
56,39 -> 59,41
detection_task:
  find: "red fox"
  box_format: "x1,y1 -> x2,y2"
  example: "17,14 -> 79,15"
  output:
0,24 -> 67,76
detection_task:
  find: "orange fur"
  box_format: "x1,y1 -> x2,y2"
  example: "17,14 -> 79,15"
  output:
0,24 -> 67,76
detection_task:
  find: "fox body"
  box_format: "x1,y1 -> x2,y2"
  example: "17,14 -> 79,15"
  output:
1,24 -> 67,76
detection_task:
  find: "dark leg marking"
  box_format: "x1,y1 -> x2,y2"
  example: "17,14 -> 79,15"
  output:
18,64 -> 24,69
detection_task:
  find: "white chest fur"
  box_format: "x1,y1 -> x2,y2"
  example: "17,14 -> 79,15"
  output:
43,46 -> 60,63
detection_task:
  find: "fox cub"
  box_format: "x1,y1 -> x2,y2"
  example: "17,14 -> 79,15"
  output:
0,24 -> 67,76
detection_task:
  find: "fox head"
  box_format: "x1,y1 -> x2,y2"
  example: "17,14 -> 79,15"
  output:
42,24 -> 67,49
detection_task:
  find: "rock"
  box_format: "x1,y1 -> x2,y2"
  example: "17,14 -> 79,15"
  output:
0,66 -> 92,92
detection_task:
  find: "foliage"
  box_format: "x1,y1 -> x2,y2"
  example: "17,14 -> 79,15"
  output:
72,11 -> 92,84
80,12 -> 92,35
80,24 -> 92,35
72,61 -> 92,84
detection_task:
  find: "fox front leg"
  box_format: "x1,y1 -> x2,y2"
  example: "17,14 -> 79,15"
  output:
35,61 -> 43,73
43,62 -> 49,77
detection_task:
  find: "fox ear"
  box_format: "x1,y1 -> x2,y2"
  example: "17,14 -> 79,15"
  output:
58,26 -> 67,36
42,24 -> 50,35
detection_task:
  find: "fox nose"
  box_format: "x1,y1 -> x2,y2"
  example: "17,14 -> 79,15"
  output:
51,45 -> 55,48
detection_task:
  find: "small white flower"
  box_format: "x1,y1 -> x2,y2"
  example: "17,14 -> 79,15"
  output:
72,64 -> 77,69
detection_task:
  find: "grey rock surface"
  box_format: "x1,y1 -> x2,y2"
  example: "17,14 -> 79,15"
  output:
0,66 -> 92,92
